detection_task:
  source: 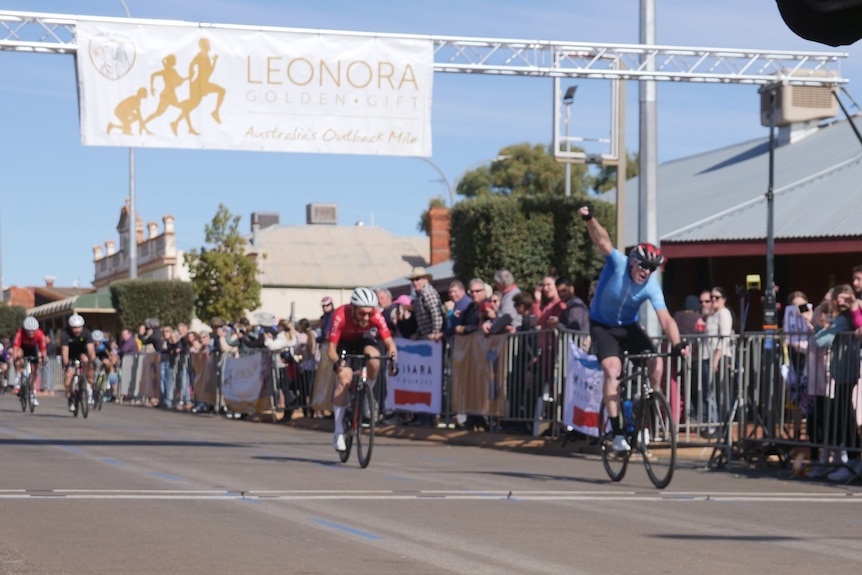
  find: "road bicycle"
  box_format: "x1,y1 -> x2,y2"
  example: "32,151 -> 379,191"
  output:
598,351 -> 678,489
19,355 -> 41,414
337,352 -> 397,469
70,360 -> 89,419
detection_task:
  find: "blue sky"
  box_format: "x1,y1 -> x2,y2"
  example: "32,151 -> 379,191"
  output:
2,0 -> 861,291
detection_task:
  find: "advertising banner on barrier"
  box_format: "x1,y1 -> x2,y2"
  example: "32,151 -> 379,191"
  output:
563,339 -> 603,437
386,338 -> 443,414
138,353 -> 161,401
192,353 -> 217,407
223,353 -> 271,413
75,20 -> 433,156
450,334 -> 508,416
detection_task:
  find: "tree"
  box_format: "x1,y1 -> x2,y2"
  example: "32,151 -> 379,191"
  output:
184,204 -> 261,322
456,142 -> 591,199
591,150 -> 639,194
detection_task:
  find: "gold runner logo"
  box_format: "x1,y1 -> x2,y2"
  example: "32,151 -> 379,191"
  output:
104,37 -> 226,137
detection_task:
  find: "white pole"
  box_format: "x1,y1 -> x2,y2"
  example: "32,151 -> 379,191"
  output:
120,0 -> 137,279
640,0 -> 660,337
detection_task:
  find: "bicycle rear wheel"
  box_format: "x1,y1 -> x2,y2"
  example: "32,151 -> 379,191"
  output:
355,383 -> 375,469
338,403 -> 353,463
638,390 -> 677,489
598,399 -> 629,482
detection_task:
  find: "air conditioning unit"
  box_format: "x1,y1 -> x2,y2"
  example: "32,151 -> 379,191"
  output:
306,203 -> 337,225
760,78 -> 838,127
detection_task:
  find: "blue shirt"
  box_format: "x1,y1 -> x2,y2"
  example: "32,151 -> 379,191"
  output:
589,249 -> 667,326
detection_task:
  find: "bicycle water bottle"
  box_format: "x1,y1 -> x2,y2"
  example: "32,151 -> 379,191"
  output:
622,399 -> 634,434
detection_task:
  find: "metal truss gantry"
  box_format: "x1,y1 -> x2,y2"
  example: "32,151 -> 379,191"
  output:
0,10 -> 849,86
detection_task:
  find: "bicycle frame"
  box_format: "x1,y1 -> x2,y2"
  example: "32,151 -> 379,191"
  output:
336,351 -> 398,468
599,351 -> 678,489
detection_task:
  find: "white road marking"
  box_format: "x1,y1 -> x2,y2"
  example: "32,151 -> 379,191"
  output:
0,489 -> 859,502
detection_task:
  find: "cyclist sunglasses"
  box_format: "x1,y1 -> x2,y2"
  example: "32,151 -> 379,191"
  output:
637,261 -> 657,272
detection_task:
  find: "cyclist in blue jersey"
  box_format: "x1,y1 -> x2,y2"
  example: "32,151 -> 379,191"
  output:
578,204 -> 688,453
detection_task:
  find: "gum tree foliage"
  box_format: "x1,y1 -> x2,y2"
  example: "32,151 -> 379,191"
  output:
456,142 -> 592,198
184,203 -> 261,323
592,150 -> 639,194
417,142 -> 592,233
0,303 -> 27,340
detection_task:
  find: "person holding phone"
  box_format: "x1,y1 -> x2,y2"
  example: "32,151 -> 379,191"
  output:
704,286 -> 735,434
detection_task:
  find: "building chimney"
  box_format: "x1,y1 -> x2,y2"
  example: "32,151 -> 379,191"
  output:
106,240 -> 116,256
251,212 -> 260,247
163,215 -> 175,234
136,220 -> 145,245
428,207 -> 451,266
147,221 -> 159,239
44,276 -> 56,288
93,245 -> 104,260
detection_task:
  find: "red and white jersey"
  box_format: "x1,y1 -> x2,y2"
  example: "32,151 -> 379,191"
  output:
328,304 -> 392,344
13,328 -> 47,353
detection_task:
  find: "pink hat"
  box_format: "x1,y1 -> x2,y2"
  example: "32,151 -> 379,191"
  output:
321,296 -> 333,306
394,294 -> 413,307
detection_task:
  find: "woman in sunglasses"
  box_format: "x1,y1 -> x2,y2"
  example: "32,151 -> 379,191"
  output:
577,204 -> 688,454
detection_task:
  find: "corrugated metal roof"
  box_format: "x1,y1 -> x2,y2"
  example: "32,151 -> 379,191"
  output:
253,224 -> 429,288
621,118 -> 862,245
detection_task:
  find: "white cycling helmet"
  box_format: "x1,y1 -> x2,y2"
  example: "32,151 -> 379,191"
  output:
350,287 -> 378,308
23,316 -> 39,332
68,314 -> 85,328
91,329 -> 105,342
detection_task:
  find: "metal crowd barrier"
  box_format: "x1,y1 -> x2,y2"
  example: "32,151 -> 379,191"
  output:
101,329 -> 862,475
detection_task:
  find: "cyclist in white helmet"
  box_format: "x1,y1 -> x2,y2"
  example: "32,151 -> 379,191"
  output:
326,288 -> 398,452
61,314 -> 96,412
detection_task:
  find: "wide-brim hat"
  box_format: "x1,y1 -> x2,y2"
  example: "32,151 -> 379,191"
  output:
407,266 -> 432,281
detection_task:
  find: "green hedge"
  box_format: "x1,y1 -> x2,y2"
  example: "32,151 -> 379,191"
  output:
450,194 -> 615,294
110,279 -> 195,331
0,303 -> 28,340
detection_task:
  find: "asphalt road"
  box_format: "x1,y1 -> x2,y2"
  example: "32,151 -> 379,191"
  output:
1,394 -> 861,575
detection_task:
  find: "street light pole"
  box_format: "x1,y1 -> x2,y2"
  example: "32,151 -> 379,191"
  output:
119,0 -> 137,279
563,86 -> 577,197
415,155 -> 511,207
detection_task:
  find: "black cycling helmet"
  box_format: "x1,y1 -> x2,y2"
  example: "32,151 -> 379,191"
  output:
629,242 -> 664,267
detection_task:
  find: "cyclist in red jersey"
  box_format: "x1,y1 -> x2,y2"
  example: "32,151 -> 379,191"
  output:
12,316 -> 48,404
327,287 -> 398,452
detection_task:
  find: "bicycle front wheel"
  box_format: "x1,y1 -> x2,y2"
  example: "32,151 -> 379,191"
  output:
93,374 -> 104,411
354,383 -> 375,468
20,381 -> 29,413
338,404 -> 353,463
638,390 -> 677,489
598,399 -> 629,482
78,379 -> 89,419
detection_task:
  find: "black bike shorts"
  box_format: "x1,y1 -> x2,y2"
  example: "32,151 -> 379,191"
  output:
590,321 -> 655,363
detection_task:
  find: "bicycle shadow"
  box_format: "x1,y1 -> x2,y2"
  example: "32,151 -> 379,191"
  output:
252,454 -> 348,467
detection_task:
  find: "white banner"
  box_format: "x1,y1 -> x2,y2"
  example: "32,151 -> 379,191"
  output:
75,20 -> 433,156
222,353 -> 269,413
387,338 -> 442,414
563,339 -> 604,437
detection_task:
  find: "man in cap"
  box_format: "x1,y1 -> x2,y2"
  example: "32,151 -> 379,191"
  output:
408,266 -> 444,342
